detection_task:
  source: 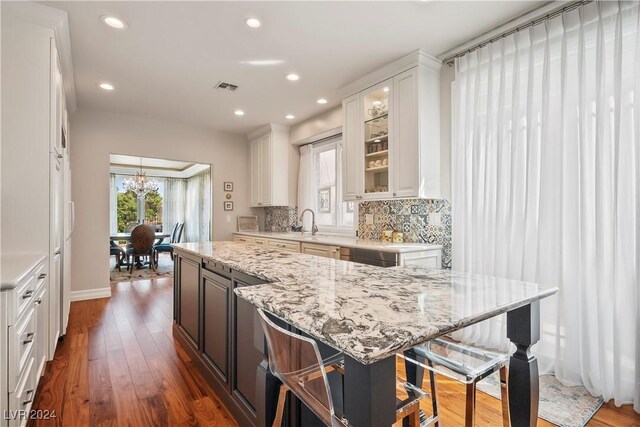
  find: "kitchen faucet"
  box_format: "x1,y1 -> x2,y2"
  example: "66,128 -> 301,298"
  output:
299,209 -> 319,236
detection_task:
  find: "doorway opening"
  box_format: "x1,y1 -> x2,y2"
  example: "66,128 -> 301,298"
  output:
108,154 -> 212,282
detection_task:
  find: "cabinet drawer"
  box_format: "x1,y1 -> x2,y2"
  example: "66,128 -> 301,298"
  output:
233,235 -> 256,244
8,307 -> 37,391
267,239 -> 300,253
7,260 -> 45,325
9,355 -> 37,427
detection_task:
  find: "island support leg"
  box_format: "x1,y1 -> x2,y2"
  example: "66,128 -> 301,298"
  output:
344,355 -> 396,427
506,301 -> 540,427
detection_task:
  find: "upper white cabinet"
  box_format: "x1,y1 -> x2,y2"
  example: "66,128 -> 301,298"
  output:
248,124 -> 290,207
341,50 -> 441,201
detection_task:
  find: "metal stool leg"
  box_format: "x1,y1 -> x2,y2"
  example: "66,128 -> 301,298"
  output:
499,366 -> 510,427
427,360 -> 439,427
465,381 -> 476,427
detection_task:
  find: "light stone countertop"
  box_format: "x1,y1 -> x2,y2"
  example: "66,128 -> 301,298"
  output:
233,231 -> 442,254
1,253 -> 47,291
173,241 -> 557,365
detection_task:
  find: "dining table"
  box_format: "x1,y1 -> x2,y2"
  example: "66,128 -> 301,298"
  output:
110,232 -> 171,268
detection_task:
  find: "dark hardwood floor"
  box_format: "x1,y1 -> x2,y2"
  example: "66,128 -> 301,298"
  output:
29,274 -> 640,426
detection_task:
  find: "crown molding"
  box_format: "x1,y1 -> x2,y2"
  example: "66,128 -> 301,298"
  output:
247,123 -> 290,141
339,49 -> 441,98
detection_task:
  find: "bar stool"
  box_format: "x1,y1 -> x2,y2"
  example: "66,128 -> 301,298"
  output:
257,308 -> 432,427
407,337 -> 510,427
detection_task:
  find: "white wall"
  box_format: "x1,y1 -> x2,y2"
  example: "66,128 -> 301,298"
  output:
290,106 -> 342,145
70,109 -> 251,294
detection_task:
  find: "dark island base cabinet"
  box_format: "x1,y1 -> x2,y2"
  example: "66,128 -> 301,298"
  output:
173,249 -> 330,427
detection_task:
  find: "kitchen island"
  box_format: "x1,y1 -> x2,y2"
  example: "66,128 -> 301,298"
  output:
172,241 -> 557,427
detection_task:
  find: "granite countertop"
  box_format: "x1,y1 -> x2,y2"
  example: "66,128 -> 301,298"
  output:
1,253 -> 47,290
173,242 -> 558,365
233,231 -> 442,254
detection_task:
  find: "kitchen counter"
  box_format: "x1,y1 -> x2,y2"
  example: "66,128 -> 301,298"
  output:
233,231 -> 441,254
173,241 -> 557,364
1,253 -> 47,290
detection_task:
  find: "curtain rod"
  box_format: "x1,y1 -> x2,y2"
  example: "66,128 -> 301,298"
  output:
443,0 -> 592,66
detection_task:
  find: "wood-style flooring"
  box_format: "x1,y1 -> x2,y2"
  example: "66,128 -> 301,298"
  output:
29,276 -> 640,426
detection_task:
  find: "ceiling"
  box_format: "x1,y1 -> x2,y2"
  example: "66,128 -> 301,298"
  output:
109,154 -> 209,178
44,1 -> 547,135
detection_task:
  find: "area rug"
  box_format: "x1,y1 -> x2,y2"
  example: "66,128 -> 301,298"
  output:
477,372 -> 603,427
110,253 -> 174,283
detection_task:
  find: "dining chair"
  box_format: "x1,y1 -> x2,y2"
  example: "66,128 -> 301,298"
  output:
126,224 -> 156,273
110,240 -> 126,271
153,222 -> 184,264
403,336 -> 510,427
257,308 -> 430,427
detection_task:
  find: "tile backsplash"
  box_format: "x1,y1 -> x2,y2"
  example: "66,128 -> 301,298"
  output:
264,206 -> 298,232
263,200 -> 452,269
358,199 -> 452,269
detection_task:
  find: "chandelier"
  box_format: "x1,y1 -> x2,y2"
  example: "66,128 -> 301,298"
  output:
123,160 -> 159,198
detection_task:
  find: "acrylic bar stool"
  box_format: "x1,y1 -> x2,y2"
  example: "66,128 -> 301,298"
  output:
403,337 -> 510,427
257,308 -> 432,427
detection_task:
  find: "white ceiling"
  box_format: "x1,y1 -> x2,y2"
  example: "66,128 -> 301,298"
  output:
109,154 -> 209,178
44,1 -> 547,135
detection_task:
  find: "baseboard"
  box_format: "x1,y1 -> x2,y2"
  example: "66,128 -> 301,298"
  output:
70,287 -> 112,302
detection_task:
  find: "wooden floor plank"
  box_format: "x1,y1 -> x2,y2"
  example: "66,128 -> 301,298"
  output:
88,358 -> 116,425
28,275 -> 638,427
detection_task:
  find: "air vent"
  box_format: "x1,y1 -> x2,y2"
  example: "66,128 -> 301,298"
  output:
214,81 -> 238,91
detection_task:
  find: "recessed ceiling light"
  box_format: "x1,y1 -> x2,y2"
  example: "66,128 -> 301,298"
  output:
285,114 -> 295,120
100,15 -> 128,30
234,110 -> 245,116
99,82 -> 114,91
383,87 -> 389,92
241,59 -> 284,66
317,98 -> 328,104
245,18 -> 261,28
286,73 -> 300,81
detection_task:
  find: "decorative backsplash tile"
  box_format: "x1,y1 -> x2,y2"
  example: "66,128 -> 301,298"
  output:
358,199 -> 452,269
264,206 -> 298,232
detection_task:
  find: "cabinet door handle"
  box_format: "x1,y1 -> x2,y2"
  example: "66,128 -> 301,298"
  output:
55,249 -> 61,255
393,192 -> 397,197
257,202 -> 262,206
22,389 -> 35,406
21,290 -> 34,300
35,298 -> 43,305
38,273 -> 47,279
23,332 -> 35,345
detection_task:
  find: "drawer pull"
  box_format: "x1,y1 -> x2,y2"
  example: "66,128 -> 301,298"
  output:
22,389 -> 35,406
23,332 -> 35,345
276,243 -> 285,248
256,241 -> 264,245
38,273 -> 47,279
21,290 -> 34,300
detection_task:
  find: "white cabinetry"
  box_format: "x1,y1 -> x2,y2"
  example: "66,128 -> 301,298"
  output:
341,50 -> 441,201
1,257 -> 48,427
300,242 -> 341,259
248,124 -> 290,207
1,3 -> 74,422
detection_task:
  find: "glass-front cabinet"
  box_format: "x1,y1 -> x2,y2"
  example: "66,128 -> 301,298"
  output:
341,51 -> 442,202
362,80 -> 392,198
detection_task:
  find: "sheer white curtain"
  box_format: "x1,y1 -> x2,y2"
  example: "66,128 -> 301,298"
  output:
298,144 -> 314,231
452,1 -> 639,410
163,178 -> 186,238
109,173 -> 118,233
184,171 -> 211,242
